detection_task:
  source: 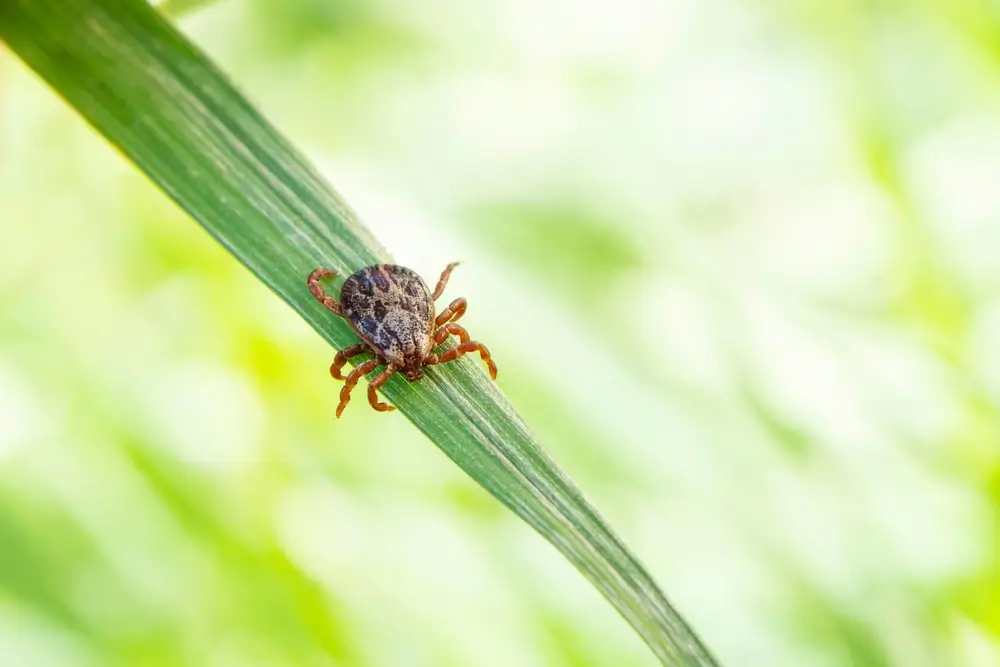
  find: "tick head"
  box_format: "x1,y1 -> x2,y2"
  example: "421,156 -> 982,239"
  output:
401,356 -> 424,382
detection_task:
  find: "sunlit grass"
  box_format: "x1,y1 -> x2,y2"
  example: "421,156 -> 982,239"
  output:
0,0 -> 717,664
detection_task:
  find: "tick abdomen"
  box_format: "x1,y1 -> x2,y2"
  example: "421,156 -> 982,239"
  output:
340,264 -> 434,365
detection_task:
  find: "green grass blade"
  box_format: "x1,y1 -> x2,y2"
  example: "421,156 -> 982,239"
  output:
0,1 -> 719,664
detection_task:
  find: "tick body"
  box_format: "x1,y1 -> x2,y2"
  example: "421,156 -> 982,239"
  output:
307,263 -> 498,417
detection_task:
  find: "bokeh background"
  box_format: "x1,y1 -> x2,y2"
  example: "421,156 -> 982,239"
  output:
2,0 -> 999,665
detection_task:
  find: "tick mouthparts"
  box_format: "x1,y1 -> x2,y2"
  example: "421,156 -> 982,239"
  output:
403,368 -> 423,382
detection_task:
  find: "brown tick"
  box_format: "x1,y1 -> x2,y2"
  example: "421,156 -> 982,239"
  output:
307,262 -> 498,417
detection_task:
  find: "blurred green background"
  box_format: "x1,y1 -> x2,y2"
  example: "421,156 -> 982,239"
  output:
2,0 -> 999,665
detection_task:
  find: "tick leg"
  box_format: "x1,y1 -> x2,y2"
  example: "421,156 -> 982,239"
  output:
337,357 -> 380,418
434,297 -> 467,326
433,323 -> 470,346
307,268 -> 342,316
431,262 -> 460,301
426,340 -> 497,380
367,366 -> 398,413
330,343 -> 369,380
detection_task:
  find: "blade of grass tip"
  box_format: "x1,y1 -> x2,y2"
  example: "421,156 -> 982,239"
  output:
0,1 -> 721,664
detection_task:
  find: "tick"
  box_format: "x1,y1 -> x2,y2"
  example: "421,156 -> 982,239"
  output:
307,262 -> 498,417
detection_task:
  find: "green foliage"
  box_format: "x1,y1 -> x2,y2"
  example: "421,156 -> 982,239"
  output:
0,0 -> 718,664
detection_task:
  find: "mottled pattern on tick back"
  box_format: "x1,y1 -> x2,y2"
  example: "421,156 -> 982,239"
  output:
340,264 -> 434,369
